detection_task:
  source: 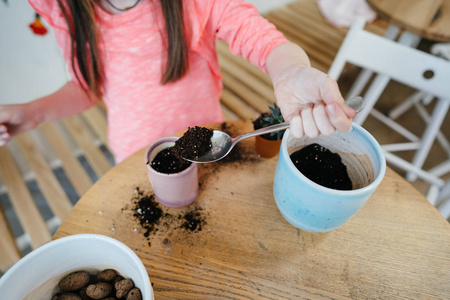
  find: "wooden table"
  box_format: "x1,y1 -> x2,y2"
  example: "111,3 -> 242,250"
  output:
367,0 -> 450,42
55,121 -> 450,299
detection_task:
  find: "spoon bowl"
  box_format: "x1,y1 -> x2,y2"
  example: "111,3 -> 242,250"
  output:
183,96 -> 364,163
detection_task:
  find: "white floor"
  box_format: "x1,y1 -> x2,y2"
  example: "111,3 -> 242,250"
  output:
0,0 -> 295,106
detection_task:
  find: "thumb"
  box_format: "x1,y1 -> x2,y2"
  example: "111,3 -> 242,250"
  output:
0,124 -> 11,146
320,76 -> 355,119
0,104 -> 18,124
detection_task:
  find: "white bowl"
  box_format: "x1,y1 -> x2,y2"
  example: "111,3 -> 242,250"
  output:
0,234 -> 153,299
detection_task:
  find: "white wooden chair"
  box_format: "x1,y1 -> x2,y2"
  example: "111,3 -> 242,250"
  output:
387,42 -> 450,184
328,17 -> 450,217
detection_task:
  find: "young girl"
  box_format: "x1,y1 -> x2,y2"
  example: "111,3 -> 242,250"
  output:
0,0 -> 355,163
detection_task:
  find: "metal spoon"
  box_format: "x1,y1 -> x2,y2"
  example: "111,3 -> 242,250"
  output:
183,96 -> 364,163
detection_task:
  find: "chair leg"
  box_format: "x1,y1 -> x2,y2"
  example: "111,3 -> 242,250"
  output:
421,93 -> 435,105
347,69 -> 373,99
436,182 -> 450,220
370,109 -> 420,142
353,74 -> 390,125
414,103 -> 450,157
388,91 -> 426,119
383,151 -> 445,187
438,200 -> 450,220
429,160 -> 450,178
397,31 -> 422,47
406,98 -> 450,182
426,184 -> 440,206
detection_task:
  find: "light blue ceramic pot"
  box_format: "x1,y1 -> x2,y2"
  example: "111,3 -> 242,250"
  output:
273,124 -> 386,232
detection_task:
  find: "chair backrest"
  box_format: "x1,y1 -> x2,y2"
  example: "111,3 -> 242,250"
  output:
328,17 -> 450,100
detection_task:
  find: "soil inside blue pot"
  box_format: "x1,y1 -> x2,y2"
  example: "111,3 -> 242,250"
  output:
290,143 -> 352,190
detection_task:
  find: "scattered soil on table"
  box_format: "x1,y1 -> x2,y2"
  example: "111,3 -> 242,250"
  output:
180,208 -> 206,232
132,191 -> 164,237
290,143 -> 352,190
173,126 -> 214,160
150,146 -> 191,174
130,188 -> 208,243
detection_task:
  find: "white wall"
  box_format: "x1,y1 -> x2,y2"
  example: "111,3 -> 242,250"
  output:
0,0 -> 70,105
248,0 -> 296,14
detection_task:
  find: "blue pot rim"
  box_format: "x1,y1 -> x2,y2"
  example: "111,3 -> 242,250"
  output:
280,124 -> 386,196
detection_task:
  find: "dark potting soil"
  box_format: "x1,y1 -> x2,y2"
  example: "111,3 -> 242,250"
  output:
173,126 -> 214,160
133,192 -> 164,237
150,146 -> 191,174
290,143 -> 352,190
180,209 -> 206,232
131,188 -> 207,241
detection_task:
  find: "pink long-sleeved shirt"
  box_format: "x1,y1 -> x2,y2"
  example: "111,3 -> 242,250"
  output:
29,0 -> 287,163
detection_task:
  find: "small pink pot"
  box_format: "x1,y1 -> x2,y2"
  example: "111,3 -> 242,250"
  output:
145,136 -> 198,208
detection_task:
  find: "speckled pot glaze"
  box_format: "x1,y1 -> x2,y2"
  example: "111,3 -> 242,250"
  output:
273,124 -> 386,232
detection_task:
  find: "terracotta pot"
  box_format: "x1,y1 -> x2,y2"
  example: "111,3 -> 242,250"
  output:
255,135 -> 282,158
145,136 -> 198,208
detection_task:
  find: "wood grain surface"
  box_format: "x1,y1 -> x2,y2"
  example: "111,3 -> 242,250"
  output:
55,121 -> 450,299
368,0 -> 450,42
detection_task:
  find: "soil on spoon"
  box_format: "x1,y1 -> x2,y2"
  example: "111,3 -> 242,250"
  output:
173,126 -> 214,160
150,146 -> 191,174
290,143 -> 352,190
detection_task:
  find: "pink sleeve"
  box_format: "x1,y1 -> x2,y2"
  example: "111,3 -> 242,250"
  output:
210,0 -> 288,72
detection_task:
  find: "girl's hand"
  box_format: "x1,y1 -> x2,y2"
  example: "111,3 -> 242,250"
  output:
273,66 -> 355,138
0,82 -> 101,147
0,104 -> 36,146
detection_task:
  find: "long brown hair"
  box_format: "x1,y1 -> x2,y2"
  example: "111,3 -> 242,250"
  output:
57,0 -> 189,98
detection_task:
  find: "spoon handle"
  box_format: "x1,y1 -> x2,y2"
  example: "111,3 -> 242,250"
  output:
232,96 -> 364,144
233,122 -> 290,144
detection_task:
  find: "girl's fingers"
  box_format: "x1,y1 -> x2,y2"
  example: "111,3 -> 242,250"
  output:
0,124 -> 7,133
326,103 -> 353,133
301,106 -> 319,138
320,76 -> 345,105
289,112 -> 304,138
313,104 -> 335,136
321,76 -> 356,119
340,102 -> 357,119
0,132 -> 11,147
